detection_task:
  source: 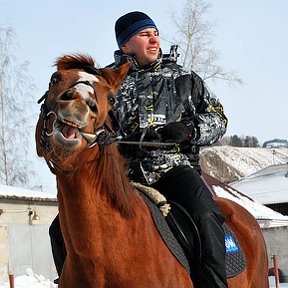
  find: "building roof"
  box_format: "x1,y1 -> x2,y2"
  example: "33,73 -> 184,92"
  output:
229,164 -> 288,205
263,138 -> 288,148
0,184 -> 57,202
203,173 -> 288,228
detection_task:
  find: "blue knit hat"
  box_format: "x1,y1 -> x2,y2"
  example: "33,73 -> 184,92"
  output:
115,11 -> 158,48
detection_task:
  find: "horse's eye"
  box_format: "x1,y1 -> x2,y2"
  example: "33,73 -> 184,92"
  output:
108,93 -> 115,105
90,102 -> 98,114
50,72 -> 61,85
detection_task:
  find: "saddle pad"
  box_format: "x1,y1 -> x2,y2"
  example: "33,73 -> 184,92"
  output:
223,223 -> 247,278
140,192 -> 191,275
139,188 -> 246,279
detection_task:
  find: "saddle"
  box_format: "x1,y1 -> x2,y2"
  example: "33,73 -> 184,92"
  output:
134,183 -> 246,279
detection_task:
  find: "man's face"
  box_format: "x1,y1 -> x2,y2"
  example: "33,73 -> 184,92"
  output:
121,28 -> 160,67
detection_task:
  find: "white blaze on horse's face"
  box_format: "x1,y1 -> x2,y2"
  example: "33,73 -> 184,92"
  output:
78,71 -> 99,83
75,71 -> 99,102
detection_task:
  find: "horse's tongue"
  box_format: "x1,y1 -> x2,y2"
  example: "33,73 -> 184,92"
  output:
62,126 -> 78,139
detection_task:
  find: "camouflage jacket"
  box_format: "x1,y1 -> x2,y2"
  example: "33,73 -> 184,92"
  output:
109,47 -> 227,184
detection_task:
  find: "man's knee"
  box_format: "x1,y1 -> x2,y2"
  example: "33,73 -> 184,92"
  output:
49,215 -> 62,239
194,210 -> 225,227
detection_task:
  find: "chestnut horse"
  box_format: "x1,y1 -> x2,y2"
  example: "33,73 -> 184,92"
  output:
35,54 -> 268,288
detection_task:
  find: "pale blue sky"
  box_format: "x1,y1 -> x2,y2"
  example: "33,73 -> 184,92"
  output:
1,0 -> 287,192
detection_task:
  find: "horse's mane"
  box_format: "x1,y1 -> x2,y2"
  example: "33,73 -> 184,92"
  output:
93,143 -> 137,219
55,54 -> 99,74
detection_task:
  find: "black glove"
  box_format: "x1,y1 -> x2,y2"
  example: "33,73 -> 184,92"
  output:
158,121 -> 195,143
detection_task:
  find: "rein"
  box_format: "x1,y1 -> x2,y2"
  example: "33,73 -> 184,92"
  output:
117,140 -> 176,147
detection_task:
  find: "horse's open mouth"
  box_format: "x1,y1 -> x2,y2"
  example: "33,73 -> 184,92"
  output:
46,112 -> 98,148
53,119 -> 82,146
60,119 -> 81,140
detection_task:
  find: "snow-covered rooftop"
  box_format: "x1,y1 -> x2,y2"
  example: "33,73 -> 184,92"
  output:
0,184 -> 56,202
230,167 -> 288,205
204,174 -> 288,228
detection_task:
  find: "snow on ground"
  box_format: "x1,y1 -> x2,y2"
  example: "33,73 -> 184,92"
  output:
203,146 -> 288,177
0,269 -> 56,288
269,276 -> 288,287
0,270 -> 287,287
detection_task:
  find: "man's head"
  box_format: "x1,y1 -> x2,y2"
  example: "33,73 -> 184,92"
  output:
115,11 -> 161,67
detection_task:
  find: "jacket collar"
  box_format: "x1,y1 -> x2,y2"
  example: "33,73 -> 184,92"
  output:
113,50 -> 163,73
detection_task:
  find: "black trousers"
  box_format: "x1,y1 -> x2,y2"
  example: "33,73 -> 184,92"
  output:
49,165 -> 227,287
49,214 -> 66,277
151,165 -> 228,288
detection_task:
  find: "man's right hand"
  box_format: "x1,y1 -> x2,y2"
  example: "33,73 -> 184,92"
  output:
158,121 -> 195,143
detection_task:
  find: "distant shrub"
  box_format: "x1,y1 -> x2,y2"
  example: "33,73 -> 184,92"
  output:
217,135 -> 260,147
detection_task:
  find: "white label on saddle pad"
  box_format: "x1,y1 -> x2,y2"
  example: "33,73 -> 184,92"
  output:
225,235 -> 239,253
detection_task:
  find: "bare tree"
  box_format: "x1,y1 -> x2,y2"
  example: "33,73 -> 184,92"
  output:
0,26 -> 37,187
164,0 -> 243,85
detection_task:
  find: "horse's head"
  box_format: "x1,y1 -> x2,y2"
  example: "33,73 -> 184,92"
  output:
35,54 -> 130,173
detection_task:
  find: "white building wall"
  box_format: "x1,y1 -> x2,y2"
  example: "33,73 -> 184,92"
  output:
262,226 -> 288,282
0,226 -> 9,285
0,200 -> 58,283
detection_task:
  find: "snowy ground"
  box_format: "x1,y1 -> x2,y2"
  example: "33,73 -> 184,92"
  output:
0,270 -> 287,288
269,276 -> 288,287
202,146 -> 288,177
0,269 -> 56,288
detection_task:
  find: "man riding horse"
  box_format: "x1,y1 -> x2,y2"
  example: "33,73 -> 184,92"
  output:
49,11 -> 228,288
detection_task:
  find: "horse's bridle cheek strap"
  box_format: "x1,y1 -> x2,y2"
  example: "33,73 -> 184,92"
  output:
36,115 -> 45,157
39,104 -> 50,153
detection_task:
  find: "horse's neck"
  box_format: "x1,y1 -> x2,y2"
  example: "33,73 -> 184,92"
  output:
57,171 -> 113,226
56,167 -> 135,256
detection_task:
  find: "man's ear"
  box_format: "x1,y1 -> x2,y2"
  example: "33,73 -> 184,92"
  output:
121,44 -> 128,54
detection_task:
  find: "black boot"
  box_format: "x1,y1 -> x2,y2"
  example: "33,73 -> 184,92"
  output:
193,211 -> 228,288
49,215 -> 66,277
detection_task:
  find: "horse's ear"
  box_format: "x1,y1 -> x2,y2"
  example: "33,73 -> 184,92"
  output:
100,62 -> 130,93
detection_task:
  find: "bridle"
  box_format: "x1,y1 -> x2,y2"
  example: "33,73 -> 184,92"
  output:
37,71 -> 118,175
